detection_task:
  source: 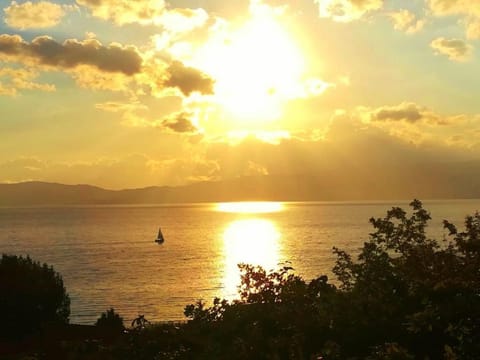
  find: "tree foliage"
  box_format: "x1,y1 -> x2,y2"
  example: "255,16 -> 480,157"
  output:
181,200 -> 480,359
0,254 -> 70,339
95,308 -> 125,333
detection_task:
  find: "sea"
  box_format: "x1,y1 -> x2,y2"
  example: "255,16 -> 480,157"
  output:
0,200 -> 478,325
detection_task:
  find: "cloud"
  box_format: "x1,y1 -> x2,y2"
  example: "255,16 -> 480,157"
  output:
95,100 -> 153,126
164,60 -> 214,96
2,105 -> 479,190
446,128 -> 480,149
345,103 -> 471,149
428,0 -> 480,18
95,101 -> 148,113
155,8 -> 209,34
3,1 -> 77,29
71,66 -> 134,91
128,53 -> 216,99
161,111 -> 199,133
249,0 -> 290,15
76,0 -> 211,32
76,0 -> 166,25
363,102 -> 444,125
95,100 -> 202,135
388,9 -> 425,34
430,37 -> 473,62
0,34 -> 215,96
0,34 -> 143,75
314,0 -> 383,22
206,129 -> 422,183
466,18 -> 480,40
202,106 -> 479,188
0,67 -> 55,96
428,0 -> 480,38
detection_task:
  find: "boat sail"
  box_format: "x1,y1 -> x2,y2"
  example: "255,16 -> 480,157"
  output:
155,227 -> 165,244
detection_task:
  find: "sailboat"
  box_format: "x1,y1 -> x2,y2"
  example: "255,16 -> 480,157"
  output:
155,227 -> 165,244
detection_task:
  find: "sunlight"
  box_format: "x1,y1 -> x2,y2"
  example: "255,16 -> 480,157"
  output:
216,202 -> 284,214
226,130 -> 291,145
222,219 -> 281,297
191,9 -> 306,124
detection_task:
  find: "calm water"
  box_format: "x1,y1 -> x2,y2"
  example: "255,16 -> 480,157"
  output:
0,200 -> 478,325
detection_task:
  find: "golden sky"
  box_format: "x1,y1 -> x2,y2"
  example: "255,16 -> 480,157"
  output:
1,0 -> 479,189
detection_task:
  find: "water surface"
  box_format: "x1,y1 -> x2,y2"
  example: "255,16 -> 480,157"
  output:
0,200 -> 478,324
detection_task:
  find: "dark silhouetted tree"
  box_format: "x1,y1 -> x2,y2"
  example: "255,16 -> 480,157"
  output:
95,308 -> 125,333
0,254 -> 70,339
332,200 -> 480,358
181,200 -> 480,359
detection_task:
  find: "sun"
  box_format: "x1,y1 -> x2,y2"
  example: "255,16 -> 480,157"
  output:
191,8 -> 306,125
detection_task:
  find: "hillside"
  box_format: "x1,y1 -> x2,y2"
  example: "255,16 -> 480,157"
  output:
1,161 -> 480,205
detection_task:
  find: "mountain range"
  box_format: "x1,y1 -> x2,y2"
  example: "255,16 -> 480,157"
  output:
1,161 -> 480,205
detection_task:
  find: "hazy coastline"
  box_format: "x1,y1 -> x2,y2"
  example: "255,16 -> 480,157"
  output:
2,173 -> 480,207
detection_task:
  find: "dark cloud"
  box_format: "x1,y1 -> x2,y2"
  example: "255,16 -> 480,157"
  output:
0,34 -> 142,75
161,111 -> 198,133
373,103 -> 424,123
164,60 -> 214,96
430,37 -> 473,62
369,102 -> 444,124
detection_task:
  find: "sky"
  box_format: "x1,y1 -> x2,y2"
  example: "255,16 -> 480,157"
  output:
0,0 -> 480,190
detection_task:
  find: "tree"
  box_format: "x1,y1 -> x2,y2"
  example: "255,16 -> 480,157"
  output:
95,308 -> 125,333
333,200 -> 480,358
181,200 -> 480,359
184,264 -> 338,359
0,254 -> 70,339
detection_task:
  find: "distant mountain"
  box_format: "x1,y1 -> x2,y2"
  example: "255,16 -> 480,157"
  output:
1,161 -> 480,206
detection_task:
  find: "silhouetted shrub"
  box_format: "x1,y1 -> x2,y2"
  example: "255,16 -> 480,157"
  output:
182,200 -> 480,359
95,308 -> 125,333
0,254 -> 70,339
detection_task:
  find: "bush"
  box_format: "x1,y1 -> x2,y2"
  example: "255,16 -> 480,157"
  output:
95,308 -> 125,333
0,254 -> 70,339
182,200 -> 480,359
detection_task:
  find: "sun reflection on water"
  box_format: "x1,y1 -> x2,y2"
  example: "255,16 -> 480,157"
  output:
216,201 -> 284,214
222,219 -> 281,298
